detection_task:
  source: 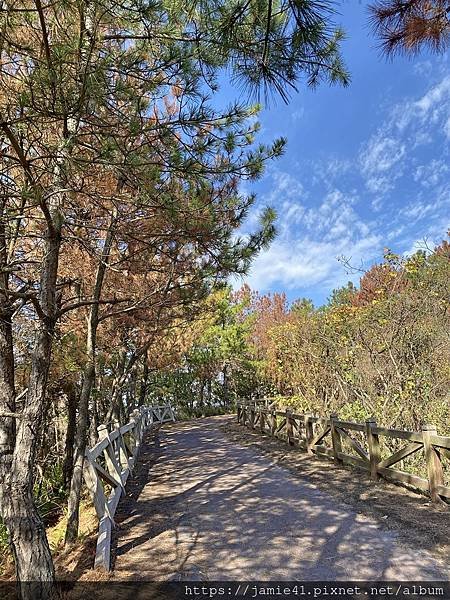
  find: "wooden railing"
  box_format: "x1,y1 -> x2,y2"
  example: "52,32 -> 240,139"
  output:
236,403 -> 450,504
84,404 -> 175,570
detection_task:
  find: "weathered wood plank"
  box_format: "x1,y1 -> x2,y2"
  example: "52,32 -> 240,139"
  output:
291,413 -> 305,422
92,459 -> 123,490
372,427 -> 423,442
120,422 -> 133,434
365,418 -> 381,481
336,427 -> 369,461
94,515 -> 113,571
304,414 -> 314,455
275,418 -> 287,433
83,453 -> 108,520
109,429 -> 120,442
286,410 -> 295,446
378,442 -> 423,470
330,415 -> 343,464
275,410 -> 287,417
430,435 -> 450,450
89,437 -> 110,460
337,452 -> 370,470
334,420 -> 366,432
310,425 -> 331,448
435,484 -> 450,499
107,485 -> 123,517
377,467 -> 429,491
423,424 -> 445,503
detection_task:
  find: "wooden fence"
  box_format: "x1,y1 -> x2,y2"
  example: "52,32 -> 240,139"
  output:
84,404 -> 175,570
236,403 -> 450,504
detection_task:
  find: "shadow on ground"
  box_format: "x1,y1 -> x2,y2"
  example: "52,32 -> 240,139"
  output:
109,416 -> 449,581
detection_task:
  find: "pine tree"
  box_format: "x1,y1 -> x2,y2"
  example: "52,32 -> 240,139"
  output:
0,0 -> 348,596
370,0 -> 450,55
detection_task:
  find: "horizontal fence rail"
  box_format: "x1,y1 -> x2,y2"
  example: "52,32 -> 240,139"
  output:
84,404 -> 175,570
236,402 -> 450,504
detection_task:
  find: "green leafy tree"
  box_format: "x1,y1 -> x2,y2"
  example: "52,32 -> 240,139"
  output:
0,0 -> 348,593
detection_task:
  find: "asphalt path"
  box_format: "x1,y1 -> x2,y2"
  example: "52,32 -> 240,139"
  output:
113,417 -> 449,581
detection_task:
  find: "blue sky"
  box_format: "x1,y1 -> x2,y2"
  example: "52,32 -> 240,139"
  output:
227,1 -> 450,306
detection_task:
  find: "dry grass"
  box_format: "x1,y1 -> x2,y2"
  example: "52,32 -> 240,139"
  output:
0,500 -> 100,582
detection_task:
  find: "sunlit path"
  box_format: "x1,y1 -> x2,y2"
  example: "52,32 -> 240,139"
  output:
112,417 -> 449,581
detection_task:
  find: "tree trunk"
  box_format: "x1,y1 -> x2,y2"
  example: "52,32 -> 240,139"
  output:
62,385 -> 77,491
89,397 -> 99,447
2,484 -> 55,598
223,363 -> 229,406
65,362 -> 94,543
0,200 -> 16,483
65,214 -> 115,544
138,357 -> 149,407
6,225 -> 61,597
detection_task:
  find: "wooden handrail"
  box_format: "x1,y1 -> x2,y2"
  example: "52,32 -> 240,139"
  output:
236,402 -> 450,504
84,403 -> 175,570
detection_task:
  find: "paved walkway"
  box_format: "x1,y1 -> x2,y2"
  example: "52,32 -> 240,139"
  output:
113,417 -> 449,580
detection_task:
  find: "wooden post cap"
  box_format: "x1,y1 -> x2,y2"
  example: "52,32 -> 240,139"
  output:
422,424 -> 437,431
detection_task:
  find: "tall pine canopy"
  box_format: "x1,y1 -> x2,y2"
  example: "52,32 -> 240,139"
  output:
0,0 -> 348,597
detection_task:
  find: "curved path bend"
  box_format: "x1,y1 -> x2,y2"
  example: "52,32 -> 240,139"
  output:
113,417 -> 449,581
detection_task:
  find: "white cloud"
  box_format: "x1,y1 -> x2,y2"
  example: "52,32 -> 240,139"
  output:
400,184 -> 450,223
414,160 -> 449,187
244,188 -> 380,293
291,107 -> 305,121
360,135 -> 406,195
244,233 -> 382,293
444,116 -> 450,140
361,136 -> 406,174
239,74 -> 450,300
359,74 -> 450,198
391,75 -> 450,137
270,170 -> 304,200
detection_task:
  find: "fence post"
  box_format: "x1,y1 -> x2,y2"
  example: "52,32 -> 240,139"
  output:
237,404 -> 241,423
129,409 -> 140,452
98,424 -> 115,476
260,410 -> 265,434
366,417 -> 380,481
270,410 -> 277,436
330,413 -> 342,464
250,405 -> 255,430
133,408 -> 143,443
422,424 -> 444,503
304,414 -> 314,455
97,423 -> 108,443
286,409 -> 294,446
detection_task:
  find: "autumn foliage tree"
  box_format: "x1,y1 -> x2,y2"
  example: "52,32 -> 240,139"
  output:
0,0 -> 349,595
237,237 -> 449,431
370,0 -> 450,55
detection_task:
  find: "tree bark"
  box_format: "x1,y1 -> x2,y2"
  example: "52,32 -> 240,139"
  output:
65,214 -> 115,544
62,385 -> 77,492
138,357 -> 149,407
5,224 -> 61,598
0,199 -> 16,484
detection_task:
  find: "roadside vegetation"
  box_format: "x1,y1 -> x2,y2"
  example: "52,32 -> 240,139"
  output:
159,238 -> 449,434
0,0 -> 448,594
